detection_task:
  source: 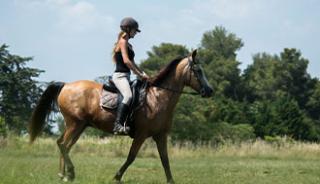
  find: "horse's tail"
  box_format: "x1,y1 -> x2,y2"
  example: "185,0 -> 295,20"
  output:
29,82 -> 65,144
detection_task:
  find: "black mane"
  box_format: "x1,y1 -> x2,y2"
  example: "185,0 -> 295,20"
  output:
150,56 -> 185,86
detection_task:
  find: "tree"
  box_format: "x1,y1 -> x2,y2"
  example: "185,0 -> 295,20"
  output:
271,95 -> 313,140
200,26 -> 243,62
243,48 -> 315,106
198,26 -> 244,99
242,49 -> 320,140
0,44 -> 44,134
246,100 -> 274,138
276,48 -> 314,108
242,53 -> 280,102
172,95 -> 215,144
307,81 -> 320,120
140,43 -> 189,75
0,116 -> 6,137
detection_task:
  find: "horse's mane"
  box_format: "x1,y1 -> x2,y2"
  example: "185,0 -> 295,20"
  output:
150,56 -> 185,86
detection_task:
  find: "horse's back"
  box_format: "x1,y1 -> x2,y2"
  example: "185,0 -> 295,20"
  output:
58,80 -> 103,119
64,80 -> 101,90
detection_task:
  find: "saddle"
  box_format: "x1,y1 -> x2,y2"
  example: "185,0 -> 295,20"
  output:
100,76 -> 148,137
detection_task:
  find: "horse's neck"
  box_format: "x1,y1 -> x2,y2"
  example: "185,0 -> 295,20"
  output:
147,59 -> 188,114
153,79 -> 183,110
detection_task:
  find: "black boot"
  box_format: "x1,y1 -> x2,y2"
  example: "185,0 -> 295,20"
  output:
113,103 -> 130,135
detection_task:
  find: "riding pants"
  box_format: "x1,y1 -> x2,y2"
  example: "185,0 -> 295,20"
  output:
112,72 -> 132,105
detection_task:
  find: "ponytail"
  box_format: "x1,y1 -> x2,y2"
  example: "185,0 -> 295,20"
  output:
112,31 -> 127,63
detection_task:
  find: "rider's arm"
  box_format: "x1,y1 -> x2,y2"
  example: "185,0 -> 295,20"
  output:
119,39 -> 147,79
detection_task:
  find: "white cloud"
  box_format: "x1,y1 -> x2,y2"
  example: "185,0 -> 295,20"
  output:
211,0 -> 261,19
55,1 -> 114,33
14,0 -> 115,33
146,0 -> 263,48
47,0 -> 69,6
179,0 -> 263,22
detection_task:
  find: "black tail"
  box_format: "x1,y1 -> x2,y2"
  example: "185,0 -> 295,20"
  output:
29,82 -> 65,144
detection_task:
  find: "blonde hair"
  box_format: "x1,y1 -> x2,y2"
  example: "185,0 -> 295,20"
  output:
112,31 -> 127,63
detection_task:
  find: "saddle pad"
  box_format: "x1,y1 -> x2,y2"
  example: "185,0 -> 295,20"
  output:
100,89 -> 118,109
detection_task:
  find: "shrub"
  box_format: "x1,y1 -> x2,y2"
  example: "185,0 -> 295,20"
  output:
0,117 -> 7,137
211,122 -> 255,145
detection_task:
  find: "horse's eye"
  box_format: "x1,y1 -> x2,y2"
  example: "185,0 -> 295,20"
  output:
193,65 -> 200,71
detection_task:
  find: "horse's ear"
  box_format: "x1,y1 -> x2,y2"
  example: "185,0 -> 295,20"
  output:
191,49 -> 197,61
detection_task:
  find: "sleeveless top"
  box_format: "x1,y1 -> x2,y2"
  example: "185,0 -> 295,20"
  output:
114,47 -> 135,73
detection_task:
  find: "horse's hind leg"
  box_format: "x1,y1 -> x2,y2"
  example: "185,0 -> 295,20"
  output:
57,118 -> 86,182
57,132 -> 66,179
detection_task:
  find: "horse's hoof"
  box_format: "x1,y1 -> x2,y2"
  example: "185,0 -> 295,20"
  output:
58,173 -> 64,179
114,172 -> 122,180
64,169 -> 75,182
114,180 -> 123,184
62,177 -> 69,182
62,175 -> 74,182
113,174 -> 123,184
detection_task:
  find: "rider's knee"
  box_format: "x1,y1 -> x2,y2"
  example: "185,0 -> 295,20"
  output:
123,92 -> 132,105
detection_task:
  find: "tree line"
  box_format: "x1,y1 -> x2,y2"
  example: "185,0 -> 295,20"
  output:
1,26 -> 320,144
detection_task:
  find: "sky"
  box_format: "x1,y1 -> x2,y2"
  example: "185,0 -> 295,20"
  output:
1,0 -> 319,82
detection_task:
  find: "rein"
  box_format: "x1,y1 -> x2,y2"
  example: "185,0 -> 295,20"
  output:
149,83 -> 199,95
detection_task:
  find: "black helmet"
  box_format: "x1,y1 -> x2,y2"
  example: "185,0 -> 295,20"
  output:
120,17 -> 141,33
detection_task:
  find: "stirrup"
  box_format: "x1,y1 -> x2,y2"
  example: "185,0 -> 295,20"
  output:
113,125 -> 130,135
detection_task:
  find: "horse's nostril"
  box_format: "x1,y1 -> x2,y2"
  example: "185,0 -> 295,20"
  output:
200,89 -> 206,96
209,88 -> 213,94
205,87 -> 213,97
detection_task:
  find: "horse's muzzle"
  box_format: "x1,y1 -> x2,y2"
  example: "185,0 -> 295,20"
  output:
200,86 -> 213,98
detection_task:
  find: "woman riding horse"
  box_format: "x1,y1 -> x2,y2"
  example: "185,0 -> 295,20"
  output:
112,17 -> 149,135
29,49 -> 213,183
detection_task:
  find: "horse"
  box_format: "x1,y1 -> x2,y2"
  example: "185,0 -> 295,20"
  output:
28,50 -> 213,184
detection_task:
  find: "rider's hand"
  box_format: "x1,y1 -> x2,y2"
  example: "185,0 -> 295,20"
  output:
141,72 -> 149,80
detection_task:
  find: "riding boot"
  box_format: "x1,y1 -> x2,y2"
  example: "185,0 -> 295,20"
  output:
113,103 -> 130,135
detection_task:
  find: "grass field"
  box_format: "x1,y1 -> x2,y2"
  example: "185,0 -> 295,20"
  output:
1,136 -> 320,184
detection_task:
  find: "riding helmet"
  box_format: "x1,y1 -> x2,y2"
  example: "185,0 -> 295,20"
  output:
120,17 -> 141,33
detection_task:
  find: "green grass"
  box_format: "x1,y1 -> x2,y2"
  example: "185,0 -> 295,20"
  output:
0,136 -> 320,184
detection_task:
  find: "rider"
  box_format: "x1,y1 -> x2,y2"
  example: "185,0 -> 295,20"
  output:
112,17 -> 149,134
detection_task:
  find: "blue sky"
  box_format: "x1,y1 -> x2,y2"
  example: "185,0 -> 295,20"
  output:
1,0 -> 319,82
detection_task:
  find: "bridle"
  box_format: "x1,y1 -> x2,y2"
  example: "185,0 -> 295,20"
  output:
149,56 -> 202,95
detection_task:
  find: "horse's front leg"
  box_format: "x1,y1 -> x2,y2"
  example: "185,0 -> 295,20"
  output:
153,134 -> 175,184
114,135 -> 146,182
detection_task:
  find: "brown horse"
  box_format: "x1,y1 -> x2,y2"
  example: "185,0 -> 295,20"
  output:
29,50 -> 213,184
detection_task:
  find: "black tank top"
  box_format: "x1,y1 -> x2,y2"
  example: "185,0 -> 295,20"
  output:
114,47 -> 135,73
